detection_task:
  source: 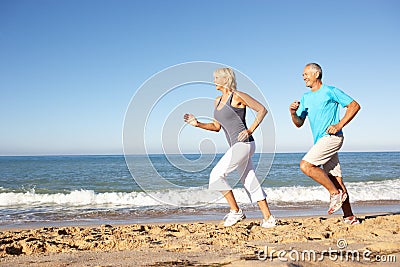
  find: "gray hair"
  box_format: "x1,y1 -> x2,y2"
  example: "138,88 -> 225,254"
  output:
213,68 -> 237,91
306,63 -> 323,80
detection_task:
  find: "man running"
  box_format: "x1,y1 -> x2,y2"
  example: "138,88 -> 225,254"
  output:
290,63 -> 361,225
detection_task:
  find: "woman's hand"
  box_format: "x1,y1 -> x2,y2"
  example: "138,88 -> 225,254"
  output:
183,113 -> 198,127
234,91 -> 267,136
238,129 -> 252,142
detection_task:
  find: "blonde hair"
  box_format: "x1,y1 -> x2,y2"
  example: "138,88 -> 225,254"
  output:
213,68 -> 237,91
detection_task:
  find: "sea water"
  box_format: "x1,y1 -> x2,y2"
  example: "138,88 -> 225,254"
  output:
0,152 -> 399,228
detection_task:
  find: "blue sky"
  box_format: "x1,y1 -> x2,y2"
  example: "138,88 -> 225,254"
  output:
1,0 -> 399,155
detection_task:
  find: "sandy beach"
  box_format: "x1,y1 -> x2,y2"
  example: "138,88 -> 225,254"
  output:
1,213 -> 399,266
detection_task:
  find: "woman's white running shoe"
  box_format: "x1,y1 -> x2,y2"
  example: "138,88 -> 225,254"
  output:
223,209 -> 246,226
261,215 -> 277,228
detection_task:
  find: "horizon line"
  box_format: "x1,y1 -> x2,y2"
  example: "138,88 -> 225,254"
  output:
1,150 -> 399,157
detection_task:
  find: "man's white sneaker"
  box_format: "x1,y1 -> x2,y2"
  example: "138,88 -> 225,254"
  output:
328,189 -> 348,215
261,215 -> 276,228
223,209 -> 246,226
343,216 -> 360,225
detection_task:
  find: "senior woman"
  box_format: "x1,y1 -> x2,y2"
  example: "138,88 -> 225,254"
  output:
184,68 -> 276,227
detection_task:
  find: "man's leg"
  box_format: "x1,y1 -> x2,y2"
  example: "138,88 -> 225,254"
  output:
301,136 -> 347,214
323,153 -> 355,219
300,160 -> 339,195
328,175 -> 354,218
301,136 -> 346,195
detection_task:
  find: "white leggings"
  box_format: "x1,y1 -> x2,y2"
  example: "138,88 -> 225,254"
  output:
209,141 -> 267,202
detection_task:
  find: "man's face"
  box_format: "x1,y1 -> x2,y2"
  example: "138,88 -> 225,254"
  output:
302,66 -> 319,88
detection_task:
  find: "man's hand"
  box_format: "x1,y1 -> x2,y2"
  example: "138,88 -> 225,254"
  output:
290,100 -> 305,128
326,123 -> 342,134
183,113 -> 198,127
289,101 -> 300,114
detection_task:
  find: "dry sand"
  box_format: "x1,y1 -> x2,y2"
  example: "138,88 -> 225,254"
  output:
0,213 -> 399,266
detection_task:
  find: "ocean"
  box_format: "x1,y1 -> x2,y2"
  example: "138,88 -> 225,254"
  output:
0,152 -> 399,228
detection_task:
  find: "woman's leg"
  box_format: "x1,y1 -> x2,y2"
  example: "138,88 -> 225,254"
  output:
257,199 -> 272,220
221,190 -> 240,211
209,142 -> 253,210
236,142 -> 272,220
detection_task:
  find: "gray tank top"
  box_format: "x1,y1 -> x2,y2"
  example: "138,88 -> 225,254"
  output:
214,93 -> 254,146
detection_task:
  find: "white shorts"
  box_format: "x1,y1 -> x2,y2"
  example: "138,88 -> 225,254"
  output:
303,135 -> 344,177
209,141 -> 267,202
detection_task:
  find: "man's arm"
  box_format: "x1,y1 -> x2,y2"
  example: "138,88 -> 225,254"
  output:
326,100 -> 361,134
290,101 -> 305,128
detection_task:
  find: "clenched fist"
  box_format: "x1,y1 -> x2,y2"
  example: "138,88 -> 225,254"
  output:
289,100 -> 300,114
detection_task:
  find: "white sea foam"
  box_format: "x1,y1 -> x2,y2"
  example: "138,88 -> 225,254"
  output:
0,179 -> 399,208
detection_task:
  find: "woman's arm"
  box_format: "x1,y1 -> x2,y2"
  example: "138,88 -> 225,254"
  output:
197,119 -> 221,132
235,91 -> 267,141
183,97 -> 221,132
184,113 -> 221,132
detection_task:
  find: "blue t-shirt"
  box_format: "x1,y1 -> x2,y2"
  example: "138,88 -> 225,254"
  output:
296,84 -> 353,144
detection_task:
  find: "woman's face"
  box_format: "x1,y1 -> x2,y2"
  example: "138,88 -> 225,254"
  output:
213,75 -> 226,90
